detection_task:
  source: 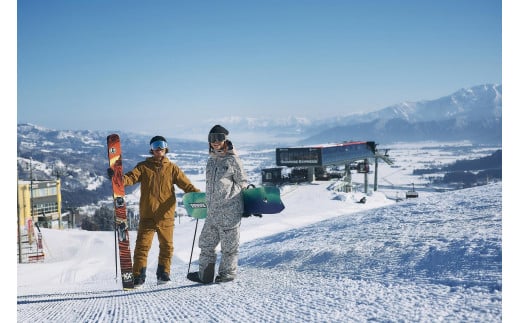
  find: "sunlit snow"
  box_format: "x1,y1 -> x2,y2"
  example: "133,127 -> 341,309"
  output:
17,142 -> 503,322
17,186 -> 502,321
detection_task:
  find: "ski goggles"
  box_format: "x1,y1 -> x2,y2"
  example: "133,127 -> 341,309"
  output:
208,133 -> 226,143
150,140 -> 168,150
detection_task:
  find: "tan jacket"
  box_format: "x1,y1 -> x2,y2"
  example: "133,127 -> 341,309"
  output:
124,156 -> 199,222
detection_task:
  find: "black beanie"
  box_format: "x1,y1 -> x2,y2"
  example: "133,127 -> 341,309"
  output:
150,135 -> 167,145
209,125 -> 229,135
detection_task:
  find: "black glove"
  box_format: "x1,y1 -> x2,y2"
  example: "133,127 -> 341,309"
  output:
107,168 -> 115,179
253,214 -> 262,218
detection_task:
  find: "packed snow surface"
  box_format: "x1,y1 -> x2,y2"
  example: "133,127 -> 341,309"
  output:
17,181 -> 501,322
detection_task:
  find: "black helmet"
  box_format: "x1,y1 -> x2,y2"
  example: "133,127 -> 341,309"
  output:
208,125 -> 229,135
150,136 -> 167,145
208,125 -> 229,143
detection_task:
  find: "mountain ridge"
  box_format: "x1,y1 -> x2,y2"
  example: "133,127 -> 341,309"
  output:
178,83 -> 501,144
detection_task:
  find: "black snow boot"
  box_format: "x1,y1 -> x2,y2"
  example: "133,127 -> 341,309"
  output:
215,273 -> 235,283
200,263 -> 215,283
187,271 -> 204,283
134,267 -> 146,288
187,263 -> 215,284
156,264 -> 171,285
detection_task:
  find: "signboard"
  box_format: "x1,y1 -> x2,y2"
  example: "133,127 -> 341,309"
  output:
276,147 -> 321,167
276,141 -> 376,167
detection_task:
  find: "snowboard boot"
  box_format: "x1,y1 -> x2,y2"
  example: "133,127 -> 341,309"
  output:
200,263 -> 215,283
133,267 -> 146,289
215,273 -> 235,283
187,263 -> 215,284
156,264 -> 171,285
187,271 -> 204,283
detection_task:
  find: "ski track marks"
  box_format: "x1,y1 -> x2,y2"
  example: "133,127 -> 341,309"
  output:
17,183 -> 502,322
17,267 -> 501,322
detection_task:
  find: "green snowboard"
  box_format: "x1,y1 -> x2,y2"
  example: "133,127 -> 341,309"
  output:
183,185 -> 285,219
242,184 -> 285,215
182,192 -> 207,219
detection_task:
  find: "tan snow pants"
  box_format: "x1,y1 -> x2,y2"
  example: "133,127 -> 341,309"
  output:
132,217 -> 174,276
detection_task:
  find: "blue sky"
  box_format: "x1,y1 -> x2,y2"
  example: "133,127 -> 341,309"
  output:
14,0 -> 502,136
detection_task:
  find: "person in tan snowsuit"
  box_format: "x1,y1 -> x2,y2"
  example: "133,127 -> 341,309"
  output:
119,135 -> 200,287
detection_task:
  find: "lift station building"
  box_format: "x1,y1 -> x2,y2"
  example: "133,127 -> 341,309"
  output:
262,141 -> 393,193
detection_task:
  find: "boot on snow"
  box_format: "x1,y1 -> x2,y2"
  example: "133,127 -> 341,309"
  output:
187,263 -> 215,284
156,265 -> 171,285
133,267 -> 146,289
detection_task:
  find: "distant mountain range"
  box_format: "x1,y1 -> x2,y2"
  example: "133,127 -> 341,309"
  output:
17,83 -> 502,208
205,83 -> 501,145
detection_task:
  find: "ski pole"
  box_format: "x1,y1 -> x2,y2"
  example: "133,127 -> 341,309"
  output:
114,214 -> 118,282
187,219 -> 199,274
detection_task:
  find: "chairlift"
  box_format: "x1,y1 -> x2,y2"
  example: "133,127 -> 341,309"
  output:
406,183 -> 419,198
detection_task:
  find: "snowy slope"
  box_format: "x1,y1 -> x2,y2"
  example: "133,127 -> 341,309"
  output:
17,181 -> 501,322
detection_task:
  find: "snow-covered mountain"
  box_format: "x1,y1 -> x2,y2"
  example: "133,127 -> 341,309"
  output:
197,83 -> 501,145
299,83 -> 501,145
331,83 -> 501,125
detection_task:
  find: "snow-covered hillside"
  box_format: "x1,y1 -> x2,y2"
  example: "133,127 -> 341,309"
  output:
17,181 -> 502,322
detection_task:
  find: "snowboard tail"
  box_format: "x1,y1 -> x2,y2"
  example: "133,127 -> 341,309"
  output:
107,134 -> 134,290
242,185 -> 285,215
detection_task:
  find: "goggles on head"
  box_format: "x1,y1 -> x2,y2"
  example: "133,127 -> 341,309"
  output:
150,140 -> 168,150
208,133 -> 226,143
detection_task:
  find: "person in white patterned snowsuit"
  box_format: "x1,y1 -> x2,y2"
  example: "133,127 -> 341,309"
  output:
188,125 -> 248,284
